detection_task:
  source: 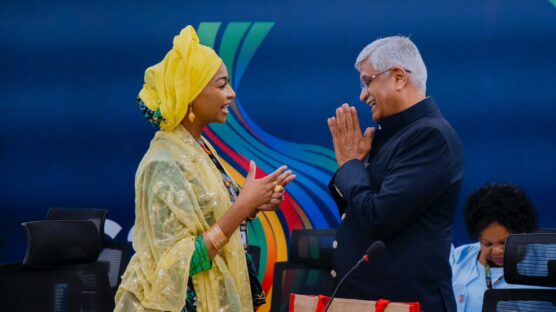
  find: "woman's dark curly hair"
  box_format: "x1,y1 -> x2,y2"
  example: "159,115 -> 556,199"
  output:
464,183 -> 538,241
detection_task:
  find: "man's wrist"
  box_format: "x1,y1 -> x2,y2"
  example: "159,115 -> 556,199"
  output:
337,157 -> 359,168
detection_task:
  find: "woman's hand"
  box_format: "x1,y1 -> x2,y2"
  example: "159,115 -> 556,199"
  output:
256,168 -> 296,213
209,161 -> 295,257
235,161 -> 295,217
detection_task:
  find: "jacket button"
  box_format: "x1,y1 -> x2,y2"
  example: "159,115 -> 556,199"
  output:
332,240 -> 338,249
330,270 -> 337,278
341,213 -> 346,221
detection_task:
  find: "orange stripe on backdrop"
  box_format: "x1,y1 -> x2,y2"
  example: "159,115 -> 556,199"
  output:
220,160 -> 245,186
257,210 -> 287,312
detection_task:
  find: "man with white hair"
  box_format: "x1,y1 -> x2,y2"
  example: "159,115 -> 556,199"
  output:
327,36 -> 464,311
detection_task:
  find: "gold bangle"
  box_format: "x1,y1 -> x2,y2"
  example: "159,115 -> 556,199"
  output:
207,223 -> 228,250
206,229 -> 221,250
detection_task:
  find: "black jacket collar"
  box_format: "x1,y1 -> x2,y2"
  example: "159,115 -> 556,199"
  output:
377,97 -> 438,131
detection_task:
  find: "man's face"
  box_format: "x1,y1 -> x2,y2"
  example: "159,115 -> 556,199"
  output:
358,61 -> 396,123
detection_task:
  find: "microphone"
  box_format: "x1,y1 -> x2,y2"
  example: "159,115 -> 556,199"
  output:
323,240 -> 385,312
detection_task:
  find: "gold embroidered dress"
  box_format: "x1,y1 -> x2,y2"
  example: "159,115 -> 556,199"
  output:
115,125 -> 252,312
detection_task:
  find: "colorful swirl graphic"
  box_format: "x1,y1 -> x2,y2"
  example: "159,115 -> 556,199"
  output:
197,22 -> 339,310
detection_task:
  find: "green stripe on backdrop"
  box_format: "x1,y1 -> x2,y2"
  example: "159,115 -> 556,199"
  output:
197,22 -> 221,48
247,219 -> 268,282
219,22 -> 251,86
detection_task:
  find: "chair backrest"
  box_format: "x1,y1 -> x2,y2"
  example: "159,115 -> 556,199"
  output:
504,233 -> 556,287
0,210 -> 126,311
22,220 -> 100,268
46,207 -> 131,295
481,233 -> 556,311
271,229 -> 337,312
536,228 -> 556,234
47,207 -> 108,243
289,229 -> 336,267
0,261 -> 113,311
271,262 -> 334,312
483,289 -> 556,312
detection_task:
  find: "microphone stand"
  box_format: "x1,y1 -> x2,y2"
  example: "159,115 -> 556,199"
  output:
323,255 -> 369,312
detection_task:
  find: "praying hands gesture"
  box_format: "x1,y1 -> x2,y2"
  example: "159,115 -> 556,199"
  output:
327,104 -> 375,168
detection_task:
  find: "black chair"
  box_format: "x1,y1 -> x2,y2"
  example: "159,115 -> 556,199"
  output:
271,229 -> 336,312
0,262 -> 112,312
0,220 -> 112,311
482,233 -> 556,312
46,207 -> 131,297
21,220 -> 101,267
288,229 -> 336,267
0,208 -> 131,311
98,239 -> 131,297
47,207 -> 108,243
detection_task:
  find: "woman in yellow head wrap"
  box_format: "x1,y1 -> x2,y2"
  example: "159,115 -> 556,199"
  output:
115,26 -> 296,312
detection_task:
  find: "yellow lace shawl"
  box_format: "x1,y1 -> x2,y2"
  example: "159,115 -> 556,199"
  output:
115,125 -> 252,312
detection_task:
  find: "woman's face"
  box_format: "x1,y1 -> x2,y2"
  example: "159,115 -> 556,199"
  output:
478,222 -> 511,267
190,63 -> 236,125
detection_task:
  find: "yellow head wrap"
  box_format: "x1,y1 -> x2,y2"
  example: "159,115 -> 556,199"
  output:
138,25 -> 222,131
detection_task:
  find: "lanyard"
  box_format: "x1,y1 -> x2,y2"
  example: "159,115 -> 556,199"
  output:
484,262 -> 503,289
197,138 -> 249,249
485,262 -> 493,289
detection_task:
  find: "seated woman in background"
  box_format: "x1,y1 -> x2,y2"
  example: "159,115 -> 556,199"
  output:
450,183 -> 538,312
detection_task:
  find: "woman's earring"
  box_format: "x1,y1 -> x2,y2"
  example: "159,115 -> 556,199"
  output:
188,110 -> 195,122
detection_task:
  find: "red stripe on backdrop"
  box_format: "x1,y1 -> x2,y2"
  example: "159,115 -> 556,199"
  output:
280,193 -> 305,235
203,127 -> 272,179
203,128 -> 249,171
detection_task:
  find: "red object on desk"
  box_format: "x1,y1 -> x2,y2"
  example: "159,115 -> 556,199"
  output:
289,294 -> 421,312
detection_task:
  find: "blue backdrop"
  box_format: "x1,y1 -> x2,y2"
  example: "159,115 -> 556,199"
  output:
2,0 -> 556,265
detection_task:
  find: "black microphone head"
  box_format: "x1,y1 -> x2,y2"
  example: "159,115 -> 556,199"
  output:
365,240 -> 385,258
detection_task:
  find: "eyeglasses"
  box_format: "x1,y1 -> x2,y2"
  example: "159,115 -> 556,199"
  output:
359,67 -> 412,91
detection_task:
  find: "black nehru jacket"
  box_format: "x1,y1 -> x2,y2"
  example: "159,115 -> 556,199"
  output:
329,97 -> 464,312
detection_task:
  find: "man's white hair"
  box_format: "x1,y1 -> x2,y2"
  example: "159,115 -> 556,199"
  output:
355,36 -> 427,94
